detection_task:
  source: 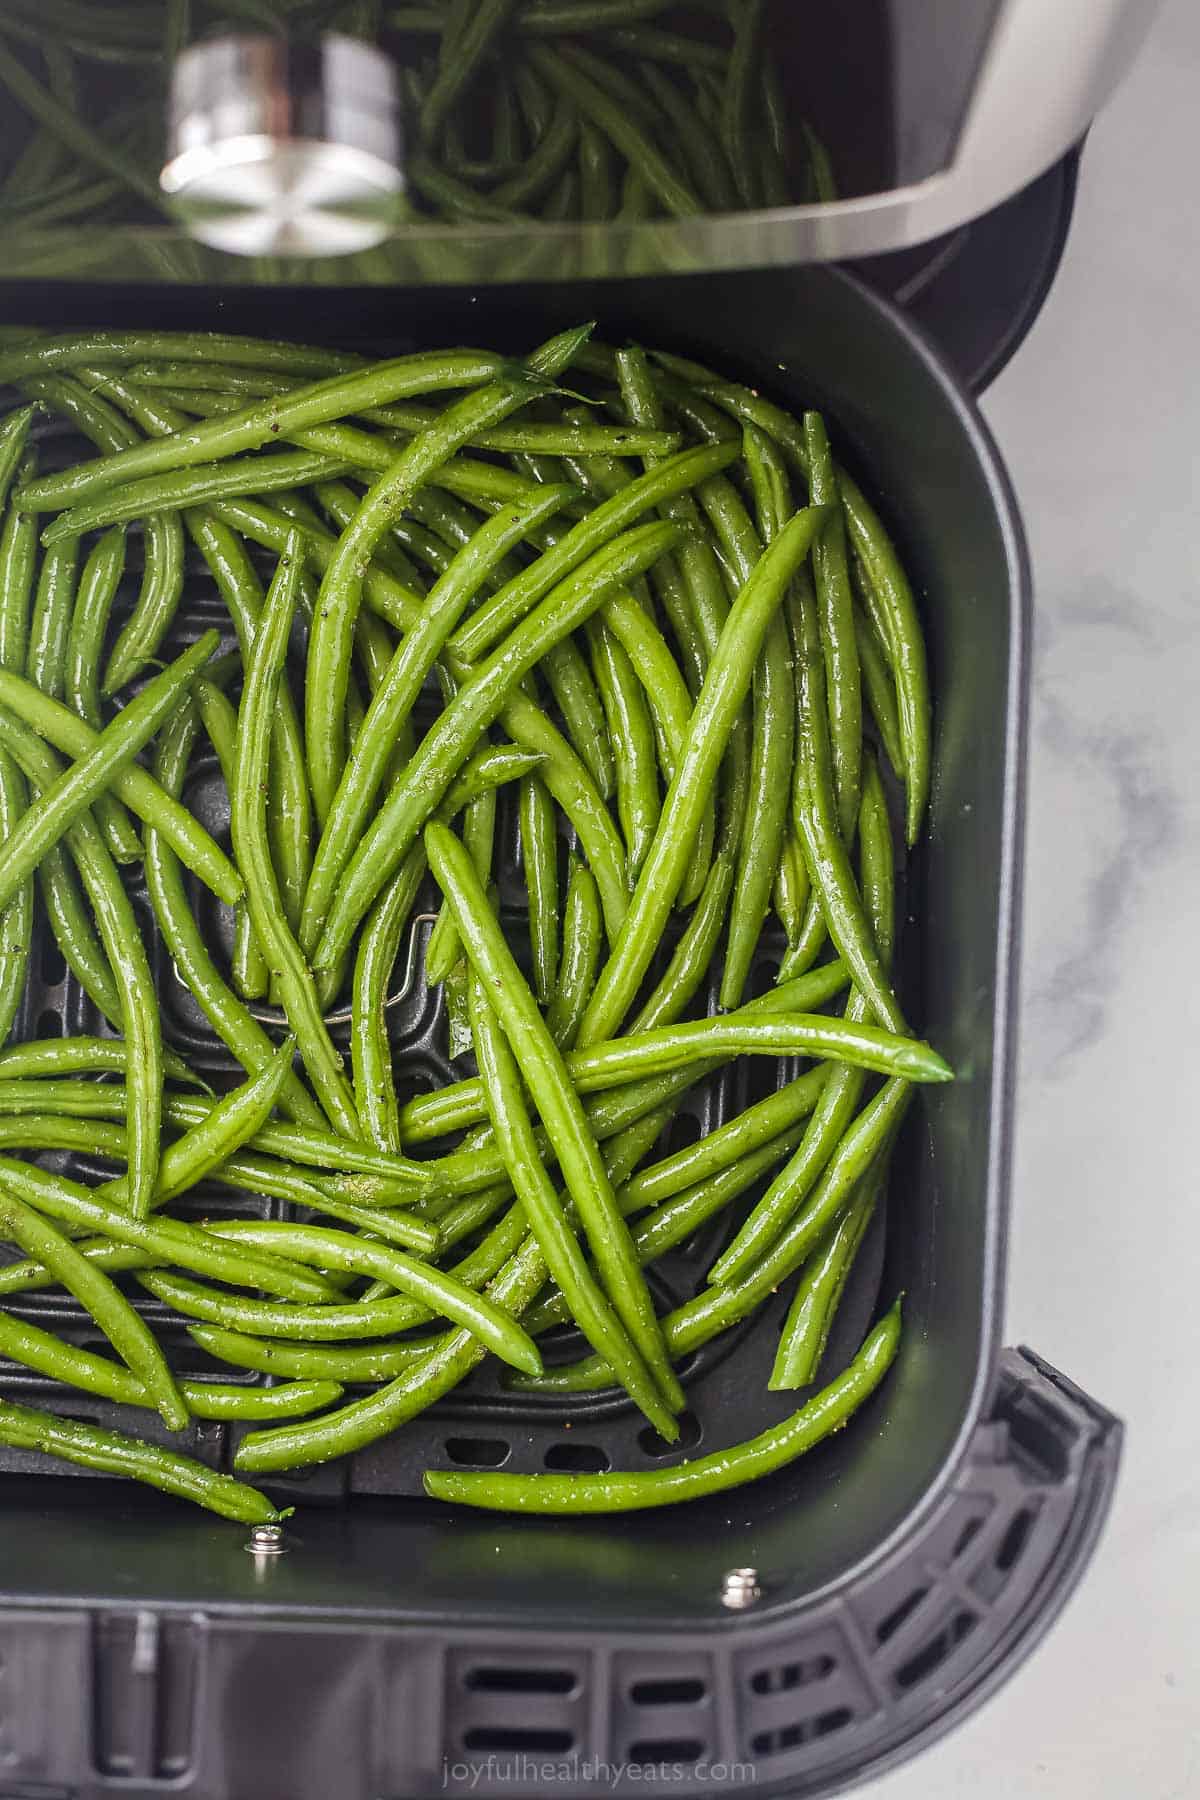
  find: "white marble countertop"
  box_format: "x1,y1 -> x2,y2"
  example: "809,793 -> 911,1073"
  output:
862,1 -> 1200,1795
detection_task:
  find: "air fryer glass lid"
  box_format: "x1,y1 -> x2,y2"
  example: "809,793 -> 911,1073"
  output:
0,0 -> 1143,285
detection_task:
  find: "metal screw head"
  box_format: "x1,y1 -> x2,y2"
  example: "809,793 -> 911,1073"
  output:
161,33 -> 403,257
721,1567 -> 761,1610
246,1522 -> 288,1557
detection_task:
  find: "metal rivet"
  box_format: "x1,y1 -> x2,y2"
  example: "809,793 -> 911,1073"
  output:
721,1567 -> 761,1610
246,1522 -> 288,1557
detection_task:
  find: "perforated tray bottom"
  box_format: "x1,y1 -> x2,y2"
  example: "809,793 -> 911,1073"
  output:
0,402 -> 893,1503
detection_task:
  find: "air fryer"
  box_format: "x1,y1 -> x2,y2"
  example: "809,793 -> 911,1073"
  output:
0,6 -> 1146,1796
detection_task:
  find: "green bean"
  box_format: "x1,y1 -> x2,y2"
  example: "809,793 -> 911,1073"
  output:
777,889 -> 827,982
453,443 -> 735,662
854,593 -> 906,777
517,1081 -> 910,1398
494,86 -> 578,211
804,412 -> 862,840
578,117 -> 616,218
44,449 -> 353,545
0,451 -> 37,677
17,372 -> 189,699
430,1300 -> 901,1512
208,1217 -> 540,1374
352,847 -> 426,1152
719,0 -> 765,206
0,1079 -> 132,1117
295,468 -> 564,928
189,1323 -> 435,1384
34,844 -> 124,1027
304,331 -> 587,827
587,618 -> 658,876
771,1157 -> 885,1390
602,23 -> 728,72
627,851 -> 733,1034
145,700 -> 326,1131
62,524 -> 141,864
194,676 -> 270,1001
468,971 -> 677,1436
122,1038 -> 300,1215
313,520 -> 684,973
640,62 -> 738,213
296,484 -> 575,945
0,708 -> 163,1217
0,1186 -> 187,1431
538,633 -> 616,802
577,507 -> 827,1047
0,408 -> 34,511
497,695 -> 632,945
401,963 -> 852,1145
699,472 -> 795,1010
426,784 -> 496,988
407,154 -> 525,223
0,654 -> 241,902
788,576 -> 904,1033
5,332 -> 348,386
0,1306 -> 341,1418
428,820 -> 682,1411
839,473 -> 930,841
709,761 -> 895,1284
0,1036 -> 199,1084
25,532 -> 78,706
0,1398 -> 287,1523
18,350 -> 515,515
187,510 -> 313,931
622,1068 -> 829,1220
547,852 -> 602,1050
0,632 -> 221,921
0,1235 -> 157,1298
517,772 -> 559,1004
526,1118 -> 809,1335
0,42 -> 162,209
202,1152 -> 437,1253
233,537 -> 359,1136
0,747 -> 30,1047
232,1234 -> 552,1473
530,43 -> 699,216
163,1095 -> 430,1191
0,1156 -> 341,1303
422,0 -> 517,141
773,830 -> 809,944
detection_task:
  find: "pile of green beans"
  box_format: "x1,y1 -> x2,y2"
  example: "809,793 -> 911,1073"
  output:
0,2 -> 833,267
0,318 -> 939,1521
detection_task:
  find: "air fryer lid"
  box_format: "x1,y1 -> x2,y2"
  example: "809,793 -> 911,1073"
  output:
0,0 -> 1158,282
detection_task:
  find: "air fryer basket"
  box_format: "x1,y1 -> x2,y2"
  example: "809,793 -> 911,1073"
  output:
0,265 -> 1121,1800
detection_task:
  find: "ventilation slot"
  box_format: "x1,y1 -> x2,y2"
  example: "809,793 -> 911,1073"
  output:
630,1676 -> 706,1707
665,1113 -> 701,1157
749,1654 -> 836,1696
995,1504 -> 1038,1572
543,1442 -> 609,1473
952,1515 -> 986,1559
39,932 -> 67,988
36,1009 -> 63,1039
971,1503 -> 1040,1603
463,1727 -> 574,1753
751,1707 -> 854,1756
875,1586 -> 929,1644
466,1667 -> 576,1697
628,1738 -> 705,1765
893,1610 -> 978,1692
637,1411 -> 702,1459
444,1437 -> 510,1468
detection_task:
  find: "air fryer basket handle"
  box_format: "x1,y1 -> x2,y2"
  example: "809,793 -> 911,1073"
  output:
782,1347 -> 1123,1795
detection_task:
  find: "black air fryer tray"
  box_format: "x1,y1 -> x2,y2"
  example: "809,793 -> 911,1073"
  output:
0,256 -> 1120,1800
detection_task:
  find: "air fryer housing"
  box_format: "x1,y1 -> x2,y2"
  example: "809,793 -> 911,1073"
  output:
0,263 -> 1122,1799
